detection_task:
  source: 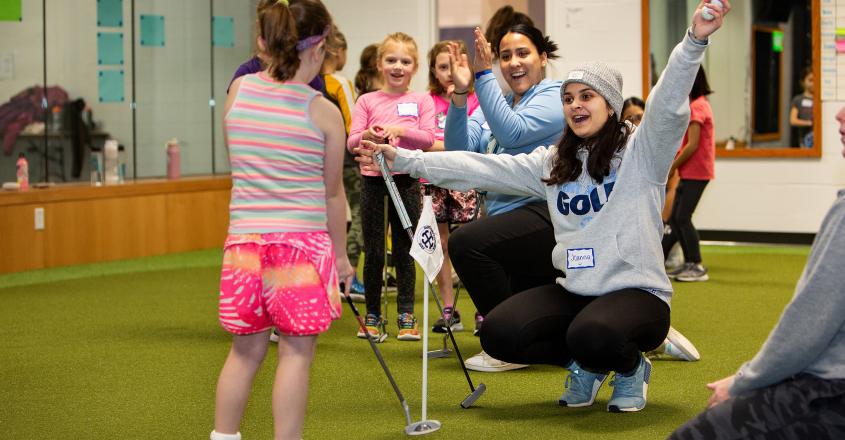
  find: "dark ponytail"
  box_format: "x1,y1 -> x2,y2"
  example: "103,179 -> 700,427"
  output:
501,24 -> 559,60
259,0 -> 332,82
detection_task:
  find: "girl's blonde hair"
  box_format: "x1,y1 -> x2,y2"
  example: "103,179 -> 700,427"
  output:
377,32 -> 419,66
427,40 -> 473,96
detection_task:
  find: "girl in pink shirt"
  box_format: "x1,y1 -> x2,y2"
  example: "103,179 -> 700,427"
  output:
663,66 -> 715,282
347,32 -> 436,342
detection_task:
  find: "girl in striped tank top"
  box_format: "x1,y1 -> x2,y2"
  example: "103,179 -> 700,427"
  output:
211,2 -> 352,440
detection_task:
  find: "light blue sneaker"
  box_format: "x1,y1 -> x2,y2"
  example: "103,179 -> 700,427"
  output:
558,360 -> 607,407
607,354 -> 652,412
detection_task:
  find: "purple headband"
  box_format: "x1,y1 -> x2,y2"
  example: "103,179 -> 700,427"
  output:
296,26 -> 330,52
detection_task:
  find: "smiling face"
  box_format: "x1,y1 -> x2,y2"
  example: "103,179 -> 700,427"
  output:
562,83 -> 613,139
378,42 -> 417,93
498,32 -> 547,99
432,51 -> 453,93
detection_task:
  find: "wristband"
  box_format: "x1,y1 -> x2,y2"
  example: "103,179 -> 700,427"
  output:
452,89 -> 469,95
474,69 -> 492,79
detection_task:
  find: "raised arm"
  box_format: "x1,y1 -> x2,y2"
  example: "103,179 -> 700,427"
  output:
633,1 -> 728,183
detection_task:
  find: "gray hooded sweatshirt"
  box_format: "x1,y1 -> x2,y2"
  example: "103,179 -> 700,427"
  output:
392,33 -> 709,306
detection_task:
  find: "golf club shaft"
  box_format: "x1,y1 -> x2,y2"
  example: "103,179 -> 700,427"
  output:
343,293 -> 413,426
373,158 -> 478,392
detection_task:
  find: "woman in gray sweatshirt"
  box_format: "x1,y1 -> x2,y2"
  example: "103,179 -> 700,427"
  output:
668,108 -> 845,439
355,2 -> 728,413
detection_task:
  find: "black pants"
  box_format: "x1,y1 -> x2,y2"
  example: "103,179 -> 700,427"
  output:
482,285 -> 670,373
448,202 -> 562,316
669,375 -> 845,440
663,179 -> 709,264
361,175 -> 421,316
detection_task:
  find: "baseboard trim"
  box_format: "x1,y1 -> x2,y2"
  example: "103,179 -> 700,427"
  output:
698,230 -> 815,245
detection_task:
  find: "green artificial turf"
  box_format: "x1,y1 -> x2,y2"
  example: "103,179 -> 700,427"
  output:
0,245 -> 809,439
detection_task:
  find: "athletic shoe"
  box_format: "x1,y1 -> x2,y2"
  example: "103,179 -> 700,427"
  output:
357,313 -> 388,343
269,328 -> 280,343
473,312 -> 484,337
664,326 -> 701,361
665,242 -> 684,272
558,360 -> 608,407
396,312 -> 421,341
607,354 -> 652,412
645,327 -> 701,361
348,276 -> 365,303
464,350 -> 529,372
666,262 -> 692,279
432,307 -> 463,333
675,263 -> 709,282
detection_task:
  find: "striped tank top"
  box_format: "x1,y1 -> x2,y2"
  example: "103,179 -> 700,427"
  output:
225,72 -> 327,233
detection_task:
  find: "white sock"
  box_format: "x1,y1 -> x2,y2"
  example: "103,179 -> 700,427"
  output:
210,430 -> 241,440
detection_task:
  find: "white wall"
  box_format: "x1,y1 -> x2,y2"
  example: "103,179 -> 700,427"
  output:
546,0 -> 644,98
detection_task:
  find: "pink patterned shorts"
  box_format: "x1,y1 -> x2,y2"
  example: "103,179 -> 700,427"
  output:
218,232 -> 342,337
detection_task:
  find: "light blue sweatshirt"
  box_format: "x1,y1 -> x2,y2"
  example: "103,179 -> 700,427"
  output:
730,189 -> 845,396
394,33 -> 709,305
444,74 -> 564,215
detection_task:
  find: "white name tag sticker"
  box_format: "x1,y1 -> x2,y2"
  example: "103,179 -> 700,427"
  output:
567,248 -> 595,269
567,71 -> 585,80
801,98 -> 813,108
397,102 -> 419,117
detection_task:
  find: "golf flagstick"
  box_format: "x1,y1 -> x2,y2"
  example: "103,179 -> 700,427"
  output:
375,152 -> 486,409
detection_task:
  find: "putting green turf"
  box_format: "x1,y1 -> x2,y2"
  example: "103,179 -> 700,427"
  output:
0,245 -> 809,439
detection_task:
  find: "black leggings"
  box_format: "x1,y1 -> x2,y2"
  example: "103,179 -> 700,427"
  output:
663,179 -> 709,263
481,285 -> 670,373
361,174 -> 421,316
448,202 -> 562,316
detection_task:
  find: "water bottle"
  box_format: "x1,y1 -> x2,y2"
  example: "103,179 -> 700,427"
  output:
16,153 -> 29,191
166,138 -> 180,180
103,139 -> 120,185
118,144 -> 126,183
90,145 -> 103,186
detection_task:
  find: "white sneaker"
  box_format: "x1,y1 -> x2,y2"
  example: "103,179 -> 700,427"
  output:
665,242 -> 684,272
464,350 -> 529,372
646,327 -> 700,361
664,326 -> 700,361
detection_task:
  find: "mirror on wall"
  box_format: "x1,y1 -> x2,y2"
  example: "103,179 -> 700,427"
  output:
646,0 -> 820,157
0,0 -> 254,184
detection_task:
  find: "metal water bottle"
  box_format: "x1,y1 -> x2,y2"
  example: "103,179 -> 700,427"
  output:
16,153 -> 29,191
166,138 -> 180,180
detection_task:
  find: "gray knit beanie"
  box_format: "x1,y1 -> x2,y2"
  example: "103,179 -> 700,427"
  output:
561,62 -> 624,120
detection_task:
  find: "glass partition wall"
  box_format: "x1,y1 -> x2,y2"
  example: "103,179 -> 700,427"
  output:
0,0 -> 255,183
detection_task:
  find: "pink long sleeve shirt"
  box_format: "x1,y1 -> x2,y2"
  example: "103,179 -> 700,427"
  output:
347,90 -> 436,177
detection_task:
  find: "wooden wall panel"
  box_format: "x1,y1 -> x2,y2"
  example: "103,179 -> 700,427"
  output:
0,205 -> 46,273
44,195 -> 169,267
166,189 -> 230,253
0,177 -> 232,273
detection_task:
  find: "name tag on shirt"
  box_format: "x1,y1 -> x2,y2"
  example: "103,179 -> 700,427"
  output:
397,102 -> 419,117
567,248 -> 595,269
801,98 -> 812,108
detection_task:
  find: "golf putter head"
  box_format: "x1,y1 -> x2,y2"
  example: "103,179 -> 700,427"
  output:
460,382 -> 487,408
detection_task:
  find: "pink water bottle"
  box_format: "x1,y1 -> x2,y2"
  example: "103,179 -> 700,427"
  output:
166,138 -> 180,180
16,153 -> 29,191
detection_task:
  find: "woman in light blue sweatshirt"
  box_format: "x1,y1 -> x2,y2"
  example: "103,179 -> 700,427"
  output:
444,23 -> 566,373
356,1 -> 729,413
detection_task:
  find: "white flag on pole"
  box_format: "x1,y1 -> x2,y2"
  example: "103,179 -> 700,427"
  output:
410,195 -> 444,283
